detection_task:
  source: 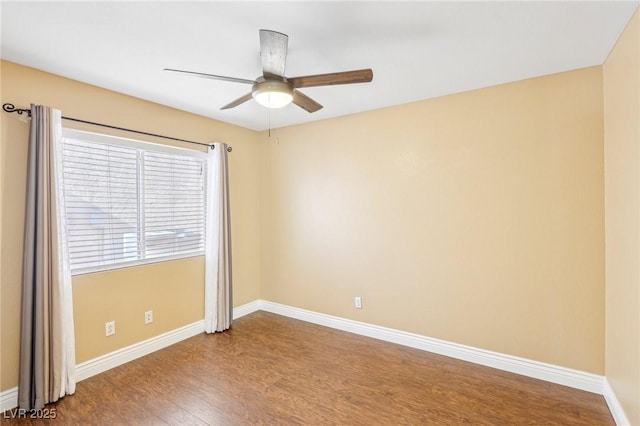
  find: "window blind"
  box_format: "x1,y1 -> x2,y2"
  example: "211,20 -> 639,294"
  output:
61,131 -> 207,273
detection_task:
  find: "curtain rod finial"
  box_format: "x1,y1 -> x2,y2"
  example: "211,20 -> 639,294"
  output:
3,103 -> 31,116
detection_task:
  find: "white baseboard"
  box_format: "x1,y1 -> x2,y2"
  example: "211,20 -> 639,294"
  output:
0,387 -> 18,413
604,378 -> 631,426
75,300 -> 260,382
233,299 -> 262,319
258,300 -> 604,395
0,301 -> 261,412
74,320 -> 205,382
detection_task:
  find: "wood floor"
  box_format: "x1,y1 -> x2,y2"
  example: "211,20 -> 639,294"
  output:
3,311 -> 613,425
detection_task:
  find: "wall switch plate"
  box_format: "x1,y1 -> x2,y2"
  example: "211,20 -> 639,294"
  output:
144,310 -> 153,324
355,296 -> 362,309
105,321 -> 115,336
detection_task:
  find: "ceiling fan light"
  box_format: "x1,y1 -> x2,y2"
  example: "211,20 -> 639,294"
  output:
254,91 -> 293,109
252,80 -> 293,109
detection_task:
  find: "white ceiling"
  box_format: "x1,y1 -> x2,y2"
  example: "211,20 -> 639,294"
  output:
1,1 -> 638,131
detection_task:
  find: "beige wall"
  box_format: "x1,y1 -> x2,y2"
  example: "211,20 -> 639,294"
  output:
604,9 -> 640,425
0,61 -> 262,390
260,67 -> 605,374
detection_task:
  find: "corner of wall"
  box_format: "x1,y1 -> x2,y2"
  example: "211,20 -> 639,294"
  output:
603,6 -> 640,426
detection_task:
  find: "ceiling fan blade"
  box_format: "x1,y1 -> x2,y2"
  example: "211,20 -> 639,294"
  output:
164,68 -> 254,85
220,92 -> 254,110
259,29 -> 288,78
292,90 -> 323,113
288,69 -> 373,88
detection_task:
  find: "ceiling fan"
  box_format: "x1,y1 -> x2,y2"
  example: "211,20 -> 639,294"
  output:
164,29 -> 373,113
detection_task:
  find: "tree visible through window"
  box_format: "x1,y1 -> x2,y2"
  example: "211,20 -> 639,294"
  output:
61,130 -> 207,274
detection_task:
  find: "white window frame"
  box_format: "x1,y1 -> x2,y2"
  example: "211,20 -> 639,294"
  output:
61,129 -> 208,275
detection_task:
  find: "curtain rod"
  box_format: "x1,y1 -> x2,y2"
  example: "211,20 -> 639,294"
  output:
2,103 -> 232,152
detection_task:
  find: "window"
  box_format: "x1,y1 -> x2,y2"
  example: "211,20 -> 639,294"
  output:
61,129 -> 207,274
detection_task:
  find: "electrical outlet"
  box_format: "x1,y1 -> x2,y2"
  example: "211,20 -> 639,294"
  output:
355,296 -> 362,309
105,321 -> 115,336
144,310 -> 153,324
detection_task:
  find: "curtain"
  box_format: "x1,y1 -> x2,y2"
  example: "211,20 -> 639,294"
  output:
204,143 -> 233,333
18,105 -> 76,410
